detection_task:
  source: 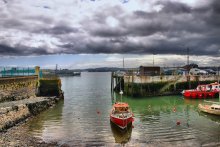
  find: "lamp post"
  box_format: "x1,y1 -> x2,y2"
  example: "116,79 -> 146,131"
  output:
153,54 -> 154,66
152,49 -> 155,67
187,47 -> 189,68
185,47 -> 191,89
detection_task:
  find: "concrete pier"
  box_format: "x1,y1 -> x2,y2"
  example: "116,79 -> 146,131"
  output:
112,72 -> 220,97
0,66 -> 64,132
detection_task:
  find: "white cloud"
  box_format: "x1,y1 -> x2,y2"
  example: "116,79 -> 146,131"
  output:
106,16 -> 119,28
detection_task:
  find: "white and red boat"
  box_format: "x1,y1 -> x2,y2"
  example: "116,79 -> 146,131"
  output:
182,82 -> 220,99
110,102 -> 134,129
198,103 -> 220,115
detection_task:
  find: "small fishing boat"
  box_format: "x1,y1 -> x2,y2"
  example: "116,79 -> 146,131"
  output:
198,103 -> 220,115
110,102 -> 134,129
182,82 -> 220,99
73,72 -> 81,76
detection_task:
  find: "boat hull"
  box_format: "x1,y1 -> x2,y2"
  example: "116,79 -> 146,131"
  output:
198,104 -> 220,115
182,82 -> 220,99
183,90 -> 219,99
110,114 -> 133,129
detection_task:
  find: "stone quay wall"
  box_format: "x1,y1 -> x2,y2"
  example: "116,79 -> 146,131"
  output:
0,66 -> 64,132
124,75 -> 220,84
0,76 -> 38,103
122,75 -> 220,97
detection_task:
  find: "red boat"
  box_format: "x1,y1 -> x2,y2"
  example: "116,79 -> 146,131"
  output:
182,82 -> 220,99
110,102 -> 134,129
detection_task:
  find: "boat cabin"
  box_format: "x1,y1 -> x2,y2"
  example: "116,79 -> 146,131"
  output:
211,104 -> 220,110
196,83 -> 220,91
113,103 -> 129,113
139,66 -> 161,76
196,85 -> 209,91
211,84 -> 220,91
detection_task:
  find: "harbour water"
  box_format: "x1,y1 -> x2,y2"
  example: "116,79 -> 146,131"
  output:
25,72 -> 220,146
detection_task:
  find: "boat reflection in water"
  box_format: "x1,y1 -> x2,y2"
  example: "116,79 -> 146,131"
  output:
110,121 -> 132,144
198,110 -> 220,124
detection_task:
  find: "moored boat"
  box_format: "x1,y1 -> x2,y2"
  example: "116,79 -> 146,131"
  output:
182,82 -> 220,99
198,103 -> 220,115
73,72 -> 81,76
110,102 -> 134,129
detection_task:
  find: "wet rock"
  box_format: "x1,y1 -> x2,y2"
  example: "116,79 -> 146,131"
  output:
0,97 -> 61,132
12,105 -> 18,111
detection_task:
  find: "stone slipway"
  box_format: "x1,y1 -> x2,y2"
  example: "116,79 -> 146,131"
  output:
0,96 -> 60,132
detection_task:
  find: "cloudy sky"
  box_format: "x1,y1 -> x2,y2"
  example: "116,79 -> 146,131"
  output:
0,0 -> 219,69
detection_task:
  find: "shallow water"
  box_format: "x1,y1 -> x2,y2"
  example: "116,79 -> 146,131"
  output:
26,72 -> 220,146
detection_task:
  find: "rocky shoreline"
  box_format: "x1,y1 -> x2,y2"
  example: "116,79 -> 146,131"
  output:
0,117 -> 59,147
0,96 -> 62,147
0,96 -> 61,132
0,68 -> 64,146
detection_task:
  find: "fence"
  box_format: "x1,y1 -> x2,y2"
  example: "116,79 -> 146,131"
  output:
0,67 -> 42,78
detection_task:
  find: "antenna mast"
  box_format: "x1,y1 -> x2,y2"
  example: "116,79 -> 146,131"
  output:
187,48 -> 189,66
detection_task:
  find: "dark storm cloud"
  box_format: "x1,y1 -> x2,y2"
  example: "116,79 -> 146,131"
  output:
24,16 -> 54,25
43,6 -> 51,9
0,44 -> 51,56
88,1 -> 193,38
34,25 -> 79,35
90,28 -> 127,37
2,0 -> 7,4
59,43 -> 75,49
88,1 -> 192,38
133,11 -> 154,18
158,1 -> 192,14
0,15 -> 54,33
79,0 -> 220,56
0,19 -> 25,29
200,0 -> 220,27
0,0 -> 220,57
109,37 -> 127,43
0,44 -> 20,56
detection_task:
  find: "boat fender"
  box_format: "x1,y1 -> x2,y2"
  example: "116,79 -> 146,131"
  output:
96,109 -> 101,115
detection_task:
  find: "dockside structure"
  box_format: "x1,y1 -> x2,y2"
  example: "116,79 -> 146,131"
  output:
112,69 -> 220,97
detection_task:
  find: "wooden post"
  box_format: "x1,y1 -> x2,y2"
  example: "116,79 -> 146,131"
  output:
131,71 -> 134,95
35,66 -> 40,80
174,75 -> 176,91
111,72 -> 113,93
113,78 -> 115,91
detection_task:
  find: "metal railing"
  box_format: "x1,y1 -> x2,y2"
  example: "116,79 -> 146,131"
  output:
0,67 -> 42,78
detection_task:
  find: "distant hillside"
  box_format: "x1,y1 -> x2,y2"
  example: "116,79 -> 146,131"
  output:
85,67 -> 125,72
42,67 -> 138,73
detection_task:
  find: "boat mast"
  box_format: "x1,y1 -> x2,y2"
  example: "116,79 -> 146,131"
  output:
120,90 -> 123,102
120,56 -> 124,102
